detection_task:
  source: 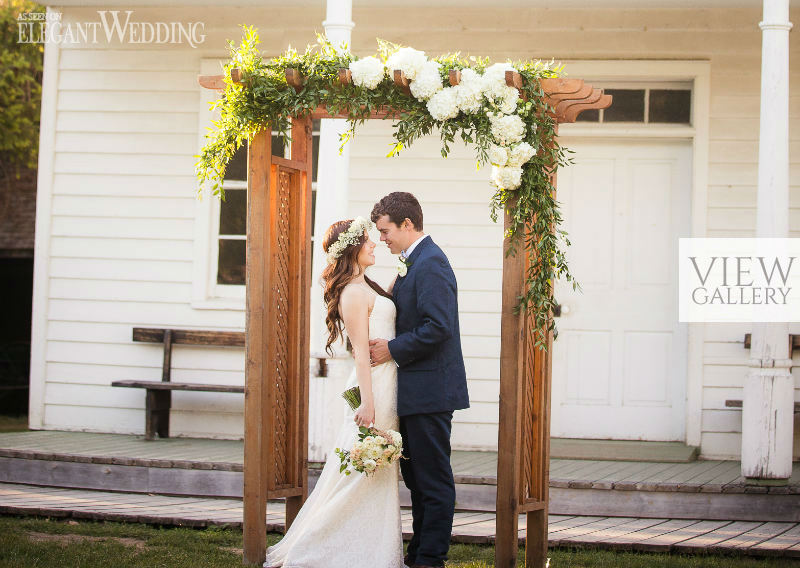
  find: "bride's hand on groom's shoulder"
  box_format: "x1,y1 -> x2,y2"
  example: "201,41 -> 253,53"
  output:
354,400 -> 375,428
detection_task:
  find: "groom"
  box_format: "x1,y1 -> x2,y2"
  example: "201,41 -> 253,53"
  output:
368,192 -> 470,568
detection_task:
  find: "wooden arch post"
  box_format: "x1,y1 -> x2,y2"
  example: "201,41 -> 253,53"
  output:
199,70 -> 610,567
244,117 -> 314,565
495,77 -> 612,568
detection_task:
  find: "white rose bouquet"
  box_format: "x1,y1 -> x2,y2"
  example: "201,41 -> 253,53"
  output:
335,425 -> 404,476
338,386 -> 403,475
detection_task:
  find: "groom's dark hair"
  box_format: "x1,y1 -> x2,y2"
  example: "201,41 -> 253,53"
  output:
370,192 -> 423,231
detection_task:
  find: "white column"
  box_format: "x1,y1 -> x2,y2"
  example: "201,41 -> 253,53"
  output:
307,0 -> 355,462
742,0 -> 793,481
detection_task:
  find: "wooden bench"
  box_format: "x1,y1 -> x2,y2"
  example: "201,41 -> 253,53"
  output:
743,333 -> 800,350
737,333 -> 800,413
724,399 -> 800,412
112,327 -> 245,440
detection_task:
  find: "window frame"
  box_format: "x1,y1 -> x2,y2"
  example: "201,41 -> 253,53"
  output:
562,79 -> 696,140
574,81 -> 693,126
192,59 -> 319,310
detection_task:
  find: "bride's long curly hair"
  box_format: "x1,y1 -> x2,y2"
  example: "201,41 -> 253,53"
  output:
321,219 -> 392,356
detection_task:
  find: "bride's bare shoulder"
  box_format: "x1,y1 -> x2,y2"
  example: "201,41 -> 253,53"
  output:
340,282 -> 371,309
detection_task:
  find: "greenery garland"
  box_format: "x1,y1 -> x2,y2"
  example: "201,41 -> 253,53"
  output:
195,26 -> 581,350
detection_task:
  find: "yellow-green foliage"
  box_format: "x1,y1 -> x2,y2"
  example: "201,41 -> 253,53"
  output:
0,0 -> 44,176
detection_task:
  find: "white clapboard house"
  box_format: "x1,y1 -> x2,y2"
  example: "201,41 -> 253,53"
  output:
27,0 -> 798,467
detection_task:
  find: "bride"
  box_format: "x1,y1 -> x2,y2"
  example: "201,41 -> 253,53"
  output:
264,217 -> 405,568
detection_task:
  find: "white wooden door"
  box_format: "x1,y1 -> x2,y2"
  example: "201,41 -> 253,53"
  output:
551,139 -> 691,441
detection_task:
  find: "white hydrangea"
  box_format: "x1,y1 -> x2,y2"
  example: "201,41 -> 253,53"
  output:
483,80 -> 520,114
492,165 -> 524,190
386,47 -> 427,81
426,87 -> 460,121
487,143 -> 509,166
482,62 -> 516,83
453,68 -> 484,114
490,113 -> 525,145
499,88 -> 520,114
479,62 -> 520,114
410,60 -> 443,101
349,56 -> 385,89
507,142 -> 536,167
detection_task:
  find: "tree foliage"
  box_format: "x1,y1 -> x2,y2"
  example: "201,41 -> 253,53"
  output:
0,0 -> 44,177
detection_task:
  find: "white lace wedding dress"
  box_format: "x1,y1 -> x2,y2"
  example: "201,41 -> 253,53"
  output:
264,294 -> 404,568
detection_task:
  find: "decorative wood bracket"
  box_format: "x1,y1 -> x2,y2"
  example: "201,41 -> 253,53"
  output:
337,68 -> 352,86
448,69 -> 461,86
285,68 -> 305,92
392,69 -> 411,95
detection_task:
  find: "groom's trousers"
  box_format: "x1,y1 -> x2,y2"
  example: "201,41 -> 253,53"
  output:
399,411 -> 455,567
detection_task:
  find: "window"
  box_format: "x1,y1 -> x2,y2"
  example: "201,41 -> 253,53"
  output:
576,85 -> 692,125
216,122 -> 321,287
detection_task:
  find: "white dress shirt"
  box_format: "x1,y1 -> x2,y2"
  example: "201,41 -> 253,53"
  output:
401,234 -> 428,259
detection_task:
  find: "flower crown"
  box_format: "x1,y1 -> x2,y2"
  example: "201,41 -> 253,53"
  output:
325,217 -> 373,264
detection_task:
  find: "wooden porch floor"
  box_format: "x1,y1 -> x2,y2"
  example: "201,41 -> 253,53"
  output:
1,430 -> 798,492
1,482 -> 799,557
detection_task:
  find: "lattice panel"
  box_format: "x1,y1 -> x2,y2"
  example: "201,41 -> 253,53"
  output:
272,169 -> 293,489
520,312 -> 537,502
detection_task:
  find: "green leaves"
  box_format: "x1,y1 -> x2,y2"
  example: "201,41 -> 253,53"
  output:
1,0 -> 44,175
196,29 -> 580,351
335,447 -> 351,474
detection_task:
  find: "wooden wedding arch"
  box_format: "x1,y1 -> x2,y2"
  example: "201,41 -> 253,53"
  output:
199,68 -> 611,568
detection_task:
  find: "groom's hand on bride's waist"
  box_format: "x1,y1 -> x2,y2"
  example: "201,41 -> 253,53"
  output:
368,339 -> 393,367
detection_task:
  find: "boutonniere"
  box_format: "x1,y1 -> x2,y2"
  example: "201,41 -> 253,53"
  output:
397,255 -> 412,277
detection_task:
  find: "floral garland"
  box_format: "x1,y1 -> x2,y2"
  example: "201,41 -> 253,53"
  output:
325,216 -> 373,264
195,27 -> 580,351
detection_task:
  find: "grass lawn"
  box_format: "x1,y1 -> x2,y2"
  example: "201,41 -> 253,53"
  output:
1,516 -> 797,568
0,415 -> 28,433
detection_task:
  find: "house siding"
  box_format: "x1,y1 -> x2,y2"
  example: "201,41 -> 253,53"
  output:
31,4 -> 799,457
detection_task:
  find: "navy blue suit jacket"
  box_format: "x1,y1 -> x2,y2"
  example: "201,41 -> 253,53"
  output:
388,237 -> 470,417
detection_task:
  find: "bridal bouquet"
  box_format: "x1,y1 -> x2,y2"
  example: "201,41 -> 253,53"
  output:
335,426 -> 403,476
336,386 -> 403,476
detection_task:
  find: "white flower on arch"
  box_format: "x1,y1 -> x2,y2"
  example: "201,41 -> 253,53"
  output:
349,56 -> 386,89
426,87 -> 460,121
386,47 -> 427,81
410,61 -> 444,101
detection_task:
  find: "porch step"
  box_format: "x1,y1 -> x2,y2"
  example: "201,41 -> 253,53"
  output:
1,435 -> 798,522
5,482 -> 800,556
550,438 -> 699,462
